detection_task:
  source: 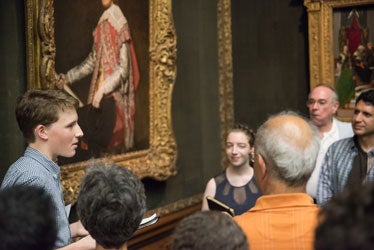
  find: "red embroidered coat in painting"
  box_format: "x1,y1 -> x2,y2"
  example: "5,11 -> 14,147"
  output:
67,4 -> 139,151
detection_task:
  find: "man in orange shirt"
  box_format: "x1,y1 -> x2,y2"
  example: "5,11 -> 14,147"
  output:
234,111 -> 320,250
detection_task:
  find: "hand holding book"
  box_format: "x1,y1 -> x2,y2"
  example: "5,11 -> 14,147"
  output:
206,196 -> 235,217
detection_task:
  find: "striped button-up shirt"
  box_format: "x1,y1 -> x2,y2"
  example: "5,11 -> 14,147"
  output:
317,137 -> 374,205
1,147 -> 72,248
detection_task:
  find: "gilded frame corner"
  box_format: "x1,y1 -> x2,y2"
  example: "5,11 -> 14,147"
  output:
304,0 -> 374,90
25,0 -> 177,204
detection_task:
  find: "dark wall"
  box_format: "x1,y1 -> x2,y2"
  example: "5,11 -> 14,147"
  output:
145,0 -> 222,208
0,0 -> 26,180
0,0 -> 309,210
232,0 -> 309,130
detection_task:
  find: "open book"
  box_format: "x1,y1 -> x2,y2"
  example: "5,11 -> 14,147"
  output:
138,213 -> 159,229
206,196 -> 235,217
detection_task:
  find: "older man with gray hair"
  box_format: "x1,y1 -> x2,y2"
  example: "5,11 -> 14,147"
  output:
234,111 -> 320,250
306,84 -> 353,199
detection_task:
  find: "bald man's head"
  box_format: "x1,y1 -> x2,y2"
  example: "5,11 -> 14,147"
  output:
255,111 -> 320,187
307,84 -> 339,131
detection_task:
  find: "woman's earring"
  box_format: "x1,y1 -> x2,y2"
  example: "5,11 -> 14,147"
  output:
250,149 -> 255,166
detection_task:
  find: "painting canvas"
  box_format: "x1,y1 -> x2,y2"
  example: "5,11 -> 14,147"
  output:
332,5 -> 374,108
25,0 -> 177,204
53,0 -> 150,164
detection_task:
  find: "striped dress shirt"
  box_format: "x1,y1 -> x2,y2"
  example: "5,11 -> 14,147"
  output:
317,137 -> 374,205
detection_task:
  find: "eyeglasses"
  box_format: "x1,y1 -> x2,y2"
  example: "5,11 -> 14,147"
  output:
306,99 -> 328,106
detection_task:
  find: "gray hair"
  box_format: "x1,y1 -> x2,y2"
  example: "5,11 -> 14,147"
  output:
255,111 -> 320,186
77,164 -> 146,248
310,83 -> 339,103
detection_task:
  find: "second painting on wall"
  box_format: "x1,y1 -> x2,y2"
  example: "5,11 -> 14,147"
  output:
333,5 -> 374,108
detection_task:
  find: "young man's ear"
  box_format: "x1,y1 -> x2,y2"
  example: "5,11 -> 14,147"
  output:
34,125 -> 48,140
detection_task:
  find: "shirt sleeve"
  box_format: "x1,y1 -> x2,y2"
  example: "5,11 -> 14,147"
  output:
100,42 -> 130,95
67,49 -> 96,84
1,169 -> 47,190
316,147 -> 334,206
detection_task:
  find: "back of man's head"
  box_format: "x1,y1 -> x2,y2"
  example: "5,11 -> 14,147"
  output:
315,183 -> 374,250
172,211 -> 249,250
0,185 -> 57,250
15,89 -> 79,142
255,111 -> 320,187
77,164 -> 146,249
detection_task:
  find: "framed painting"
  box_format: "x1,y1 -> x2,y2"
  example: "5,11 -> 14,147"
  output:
25,0 -> 177,204
217,0 -> 234,166
304,0 -> 374,120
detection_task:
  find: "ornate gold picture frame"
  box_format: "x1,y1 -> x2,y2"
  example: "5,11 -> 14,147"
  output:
25,0 -> 177,204
304,0 -> 374,89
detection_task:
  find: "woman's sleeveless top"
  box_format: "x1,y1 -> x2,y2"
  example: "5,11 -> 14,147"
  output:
214,170 -> 262,215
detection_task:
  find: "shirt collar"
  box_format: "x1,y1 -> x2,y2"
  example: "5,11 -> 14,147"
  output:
98,3 -> 127,33
24,146 -> 60,178
322,118 -> 338,138
249,193 -> 315,211
350,136 -> 374,156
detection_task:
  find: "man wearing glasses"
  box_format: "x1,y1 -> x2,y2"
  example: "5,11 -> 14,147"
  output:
306,84 -> 353,199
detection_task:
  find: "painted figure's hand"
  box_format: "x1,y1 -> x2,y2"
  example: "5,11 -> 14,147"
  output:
92,88 -> 104,108
56,73 -> 69,89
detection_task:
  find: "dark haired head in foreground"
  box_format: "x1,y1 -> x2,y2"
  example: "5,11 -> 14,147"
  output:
0,185 -> 57,250
315,183 -> 374,250
172,211 -> 249,250
77,164 -> 146,249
